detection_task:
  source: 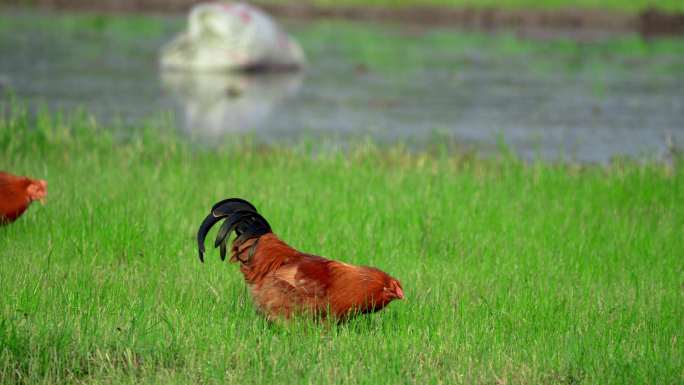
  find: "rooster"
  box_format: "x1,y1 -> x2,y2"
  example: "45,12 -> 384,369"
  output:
0,171 -> 48,224
197,198 -> 404,321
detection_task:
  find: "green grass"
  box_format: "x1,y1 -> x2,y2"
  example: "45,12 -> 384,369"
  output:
296,20 -> 684,76
254,0 -> 684,13
0,10 -> 179,40
0,106 -> 682,384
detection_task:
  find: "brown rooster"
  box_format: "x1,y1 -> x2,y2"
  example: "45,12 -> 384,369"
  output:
197,198 -> 404,321
0,171 -> 48,224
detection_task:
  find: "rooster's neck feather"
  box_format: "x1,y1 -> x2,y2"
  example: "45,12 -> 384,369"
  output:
238,233 -> 300,284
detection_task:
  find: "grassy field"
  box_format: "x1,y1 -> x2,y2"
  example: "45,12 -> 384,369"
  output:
0,106 -> 682,384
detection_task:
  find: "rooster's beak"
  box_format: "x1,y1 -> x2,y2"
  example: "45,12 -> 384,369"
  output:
394,286 -> 405,300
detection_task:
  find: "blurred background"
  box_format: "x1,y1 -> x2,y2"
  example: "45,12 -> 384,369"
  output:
0,0 -> 682,162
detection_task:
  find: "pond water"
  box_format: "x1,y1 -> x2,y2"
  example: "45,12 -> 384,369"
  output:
1,9 -> 683,162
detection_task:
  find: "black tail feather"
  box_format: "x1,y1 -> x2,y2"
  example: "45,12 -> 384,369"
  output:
211,198 -> 257,216
197,214 -> 221,262
196,198 -> 271,263
214,211 -> 271,248
213,210 -> 254,248
220,239 -> 228,261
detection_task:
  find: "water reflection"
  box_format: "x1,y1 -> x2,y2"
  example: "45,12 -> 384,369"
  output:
160,71 -> 303,140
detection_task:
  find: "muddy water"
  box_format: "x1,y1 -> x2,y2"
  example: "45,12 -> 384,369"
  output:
1,12 -> 682,162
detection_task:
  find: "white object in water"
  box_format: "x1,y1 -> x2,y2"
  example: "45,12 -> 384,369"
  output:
160,1 -> 305,71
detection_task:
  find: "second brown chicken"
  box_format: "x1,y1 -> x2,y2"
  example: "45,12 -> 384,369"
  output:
0,171 -> 47,224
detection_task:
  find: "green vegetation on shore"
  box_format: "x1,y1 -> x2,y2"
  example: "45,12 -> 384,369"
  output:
5,0 -> 684,14
1,107 -> 682,384
259,0 -> 684,14
2,10 -> 684,79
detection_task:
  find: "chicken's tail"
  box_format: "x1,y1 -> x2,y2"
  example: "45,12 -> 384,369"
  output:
196,198 -> 272,262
